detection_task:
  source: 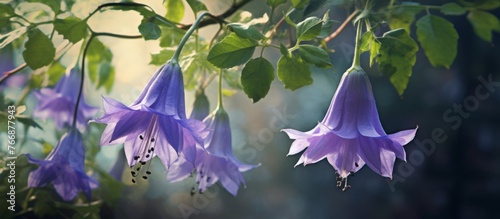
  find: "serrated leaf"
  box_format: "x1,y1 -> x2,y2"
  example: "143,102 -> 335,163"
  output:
186,0 -> 207,14
298,45 -> 332,69
467,10 -> 500,42
165,0 -> 185,23
54,17 -> 88,43
277,55 -> 312,90
150,49 -> 174,65
241,57 -> 275,102
227,23 -> 264,41
296,17 -> 323,41
375,29 -> 418,96
267,0 -> 287,8
441,3 -> 466,15
416,15 -> 458,68
292,0 -> 310,9
139,19 -> 161,40
207,33 -> 257,68
47,61 -> 65,86
22,28 -> 55,69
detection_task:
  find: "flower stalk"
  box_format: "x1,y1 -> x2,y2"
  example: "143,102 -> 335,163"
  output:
171,12 -> 212,63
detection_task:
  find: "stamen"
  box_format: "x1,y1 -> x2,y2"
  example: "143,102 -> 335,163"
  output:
134,156 -> 140,160
190,187 -> 195,196
151,138 -> 155,142
142,176 -> 148,179
146,171 -> 151,175
131,171 -> 136,176
139,135 -> 144,140
132,179 -> 136,183
355,162 -> 359,167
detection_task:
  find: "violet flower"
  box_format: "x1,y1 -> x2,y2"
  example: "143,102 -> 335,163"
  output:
26,127 -> 98,201
93,62 -> 208,183
283,67 -> 417,190
33,69 -> 98,131
168,109 -> 258,196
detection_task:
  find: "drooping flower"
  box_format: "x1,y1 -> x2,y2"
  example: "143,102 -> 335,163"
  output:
33,69 -> 98,131
93,62 -> 208,183
26,127 -> 98,201
168,109 -> 258,196
282,67 -> 417,190
190,89 -> 210,120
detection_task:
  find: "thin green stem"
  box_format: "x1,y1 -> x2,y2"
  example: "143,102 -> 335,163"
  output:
72,34 -> 95,129
217,69 -> 224,110
171,12 -> 214,63
351,20 -> 363,68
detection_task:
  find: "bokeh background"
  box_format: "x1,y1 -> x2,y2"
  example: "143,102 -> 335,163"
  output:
1,0 -> 500,218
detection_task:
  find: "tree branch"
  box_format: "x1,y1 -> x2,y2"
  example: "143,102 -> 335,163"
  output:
323,10 -> 360,43
178,0 -> 252,30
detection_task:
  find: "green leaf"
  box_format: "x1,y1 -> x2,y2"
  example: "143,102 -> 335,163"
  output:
298,45 -> 332,69
186,0 -> 207,14
277,54 -> 313,90
159,26 -> 185,47
87,38 -> 114,91
467,10 -> 500,42
296,17 -> 323,41
47,61 -> 65,86
375,29 -> 418,96
360,31 -> 380,66
223,69 -> 243,90
0,4 -> 14,17
17,116 -> 42,129
318,10 -> 334,38
108,4 -> 155,17
370,37 -> 380,67
22,28 -> 55,69
241,57 -> 275,102
96,62 -> 114,91
227,23 -> 265,41
416,15 -> 458,68
279,43 -> 290,57
360,31 -> 373,52
440,3 -> 466,15
292,0 -> 311,9
28,0 -> 60,14
267,0 -> 287,8
54,16 -> 88,43
138,19 -> 161,40
388,7 -> 422,33
165,0 -> 185,23
150,49 -> 174,65
207,33 -> 257,68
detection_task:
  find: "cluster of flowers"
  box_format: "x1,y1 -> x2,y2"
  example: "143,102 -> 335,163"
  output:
27,62 -> 258,201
